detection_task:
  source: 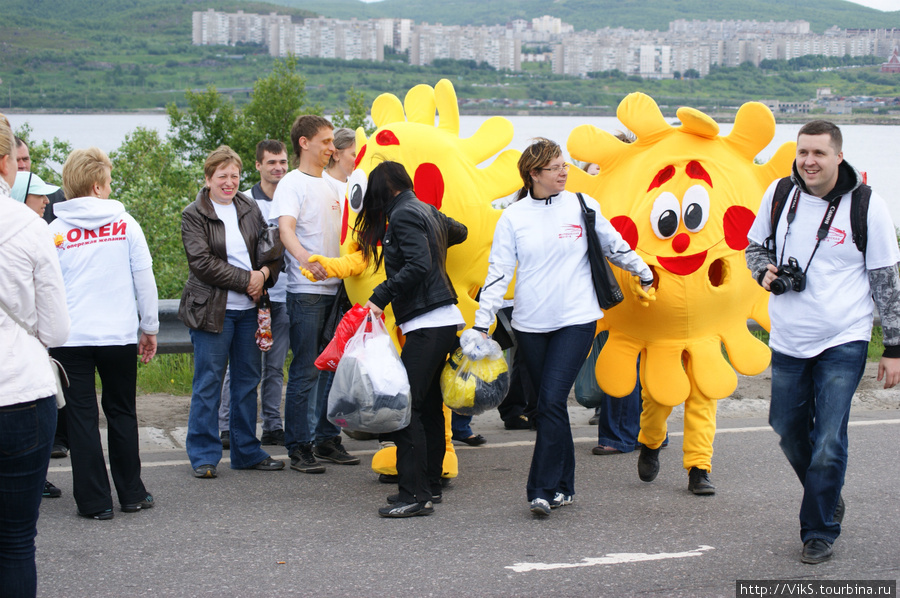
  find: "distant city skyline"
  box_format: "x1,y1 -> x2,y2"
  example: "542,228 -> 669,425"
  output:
356,0 -> 899,10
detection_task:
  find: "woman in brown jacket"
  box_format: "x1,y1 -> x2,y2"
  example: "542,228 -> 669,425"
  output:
179,146 -> 284,478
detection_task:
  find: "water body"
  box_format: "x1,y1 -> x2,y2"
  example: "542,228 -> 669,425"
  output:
11,112 -> 900,227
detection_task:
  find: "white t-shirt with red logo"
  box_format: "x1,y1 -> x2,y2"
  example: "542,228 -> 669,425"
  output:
49,197 -> 156,346
475,190 -> 651,333
748,179 -> 900,358
269,170 -> 341,295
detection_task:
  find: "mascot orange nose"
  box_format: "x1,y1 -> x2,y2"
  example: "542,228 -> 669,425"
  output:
672,232 -> 690,254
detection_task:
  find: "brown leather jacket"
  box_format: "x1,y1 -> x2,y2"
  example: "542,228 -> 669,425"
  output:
178,187 -> 282,333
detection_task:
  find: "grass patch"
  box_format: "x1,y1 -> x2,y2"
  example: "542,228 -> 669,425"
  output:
747,327 -> 883,362
136,353 -> 194,395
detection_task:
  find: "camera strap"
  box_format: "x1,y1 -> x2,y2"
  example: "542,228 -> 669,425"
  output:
780,188 -> 843,272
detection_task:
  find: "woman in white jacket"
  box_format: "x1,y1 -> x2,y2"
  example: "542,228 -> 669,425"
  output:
465,138 -> 655,517
48,147 -> 159,521
0,113 -> 70,598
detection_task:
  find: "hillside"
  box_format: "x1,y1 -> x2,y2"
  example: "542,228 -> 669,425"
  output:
272,0 -> 900,33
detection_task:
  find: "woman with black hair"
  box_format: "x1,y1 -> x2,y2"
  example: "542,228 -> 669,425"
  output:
356,161 -> 468,518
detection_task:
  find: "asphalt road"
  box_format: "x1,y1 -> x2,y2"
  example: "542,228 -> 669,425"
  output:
38,409 -> 900,597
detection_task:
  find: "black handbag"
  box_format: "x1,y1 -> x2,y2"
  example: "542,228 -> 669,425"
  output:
256,224 -> 284,267
576,193 -> 624,310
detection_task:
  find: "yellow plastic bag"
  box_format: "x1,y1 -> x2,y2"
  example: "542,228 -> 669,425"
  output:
440,341 -> 509,416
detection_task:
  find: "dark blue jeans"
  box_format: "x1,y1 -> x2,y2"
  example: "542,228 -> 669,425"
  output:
769,341 -> 868,544
187,308 -> 269,470
597,359 -> 642,453
516,322 -> 595,502
0,395 -> 56,598
284,292 -> 340,454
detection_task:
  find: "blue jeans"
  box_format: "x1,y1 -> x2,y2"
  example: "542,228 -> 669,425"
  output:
187,308 -> 269,470
0,395 -> 55,598
769,341 -> 868,544
597,359 -> 642,453
451,413 -> 473,437
516,322 -> 595,502
284,292 -> 339,454
219,301 -> 288,433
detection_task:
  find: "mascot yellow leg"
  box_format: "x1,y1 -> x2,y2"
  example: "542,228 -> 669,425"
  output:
681,390 -> 716,472
637,390 -> 671,450
370,404 -> 459,479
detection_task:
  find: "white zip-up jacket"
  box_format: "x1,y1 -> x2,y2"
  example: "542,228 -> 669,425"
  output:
475,190 -> 652,333
0,195 -> 70,406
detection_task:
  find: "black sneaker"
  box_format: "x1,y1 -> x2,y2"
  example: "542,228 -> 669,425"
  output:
378,474 -> 398,484
688,467 -> 716,495
378,501 -> 434,518
43,481 -> 62,498
121,494 -> 154,513
51,444 -> 68,459
503,415 -> 532,430
220,431 -> 230,449
290,445 -> 326,473
801,538 -> 833,564
314,436 -> 360,465
638,444 -> 661,482
78,508 -> 114,520
387,493 -> 442,505
260,429 -> 285,446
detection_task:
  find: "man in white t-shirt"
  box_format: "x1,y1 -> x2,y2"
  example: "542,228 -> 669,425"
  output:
271,115 -> 359,473
218,140 -> 290,448
745,120 -> 900,565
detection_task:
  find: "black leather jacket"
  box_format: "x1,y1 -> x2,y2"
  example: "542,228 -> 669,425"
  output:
178,188 -> 281,333
369,190 -> 468,326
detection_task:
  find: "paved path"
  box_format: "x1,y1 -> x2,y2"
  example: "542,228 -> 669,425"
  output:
38,407 -> 900,597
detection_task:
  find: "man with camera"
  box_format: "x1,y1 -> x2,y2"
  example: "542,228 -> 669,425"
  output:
745,120 -> 900,565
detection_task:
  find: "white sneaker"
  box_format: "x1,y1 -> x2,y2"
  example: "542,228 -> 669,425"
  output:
550,493 -> 573,508
530,498 -> 551,517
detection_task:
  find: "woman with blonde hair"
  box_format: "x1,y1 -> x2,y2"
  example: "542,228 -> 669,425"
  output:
0,112 -> 70,596
48,147 -> 159,520
463,137 -> 655,516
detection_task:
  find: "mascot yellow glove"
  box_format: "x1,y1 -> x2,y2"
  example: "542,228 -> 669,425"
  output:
300,243 -> 367,282
630,275 -> 657,308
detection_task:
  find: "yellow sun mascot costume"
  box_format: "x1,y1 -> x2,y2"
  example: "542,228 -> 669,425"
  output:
309,79 -> 521,480
566,93 -> 795,492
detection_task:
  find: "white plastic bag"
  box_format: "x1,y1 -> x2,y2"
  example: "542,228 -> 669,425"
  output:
327,312 -> 411,433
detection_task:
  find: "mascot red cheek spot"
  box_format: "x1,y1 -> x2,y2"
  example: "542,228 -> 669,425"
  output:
413,163 -> 445,210
610,215 -> 638,250
723,205 -> 756,250
376,130 -> 399,146
672,233 -> 690,254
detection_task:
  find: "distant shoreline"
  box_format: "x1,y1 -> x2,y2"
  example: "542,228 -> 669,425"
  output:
7,107 -> 900,126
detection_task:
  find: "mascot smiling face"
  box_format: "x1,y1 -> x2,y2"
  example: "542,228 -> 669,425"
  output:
567,93 -> 795,406
340,79 -> 521,343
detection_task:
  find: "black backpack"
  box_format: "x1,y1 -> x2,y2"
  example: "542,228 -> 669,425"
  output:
768,176 -> 870,256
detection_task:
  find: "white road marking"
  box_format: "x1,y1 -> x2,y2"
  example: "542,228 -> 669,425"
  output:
46,416 -> 900,472
506,545 -> 714,573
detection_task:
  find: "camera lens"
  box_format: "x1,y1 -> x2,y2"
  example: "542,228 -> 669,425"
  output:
770,275 -> 790,295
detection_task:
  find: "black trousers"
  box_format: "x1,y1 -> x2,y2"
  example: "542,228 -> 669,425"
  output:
496,307 -> 537,423
49,345 -> 147,514
390,325 -> 458,504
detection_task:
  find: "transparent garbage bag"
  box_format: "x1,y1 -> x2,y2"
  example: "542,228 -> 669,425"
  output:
440,338 -> 509,416
327,312 -> 411,433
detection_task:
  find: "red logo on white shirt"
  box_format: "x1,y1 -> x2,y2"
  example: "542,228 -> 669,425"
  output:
826,226 -> 846,247
57,220 -> 127,250
559,224 -> 583,240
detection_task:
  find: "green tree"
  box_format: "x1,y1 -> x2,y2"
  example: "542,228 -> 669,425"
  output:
331,87 -> 375,135
13,123 -> 72,186
165,85 -> 243,166
109,127 -> 200,299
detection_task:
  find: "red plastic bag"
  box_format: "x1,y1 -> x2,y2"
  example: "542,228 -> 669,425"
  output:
314,304 -> 370,371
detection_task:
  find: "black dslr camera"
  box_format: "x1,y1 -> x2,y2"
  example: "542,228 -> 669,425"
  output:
770,257 -> 806,295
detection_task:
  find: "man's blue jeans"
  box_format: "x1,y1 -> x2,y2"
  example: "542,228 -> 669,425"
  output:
769,340 -> 868,544
597,358 -> 642,453
187,308 -> 269,470
0,395 -> 55,598
284,292 -> 340,454
516,322 -> 595,502
218,300 -> 288,433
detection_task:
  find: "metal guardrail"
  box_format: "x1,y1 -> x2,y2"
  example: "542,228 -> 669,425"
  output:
157,299 -> 883,355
